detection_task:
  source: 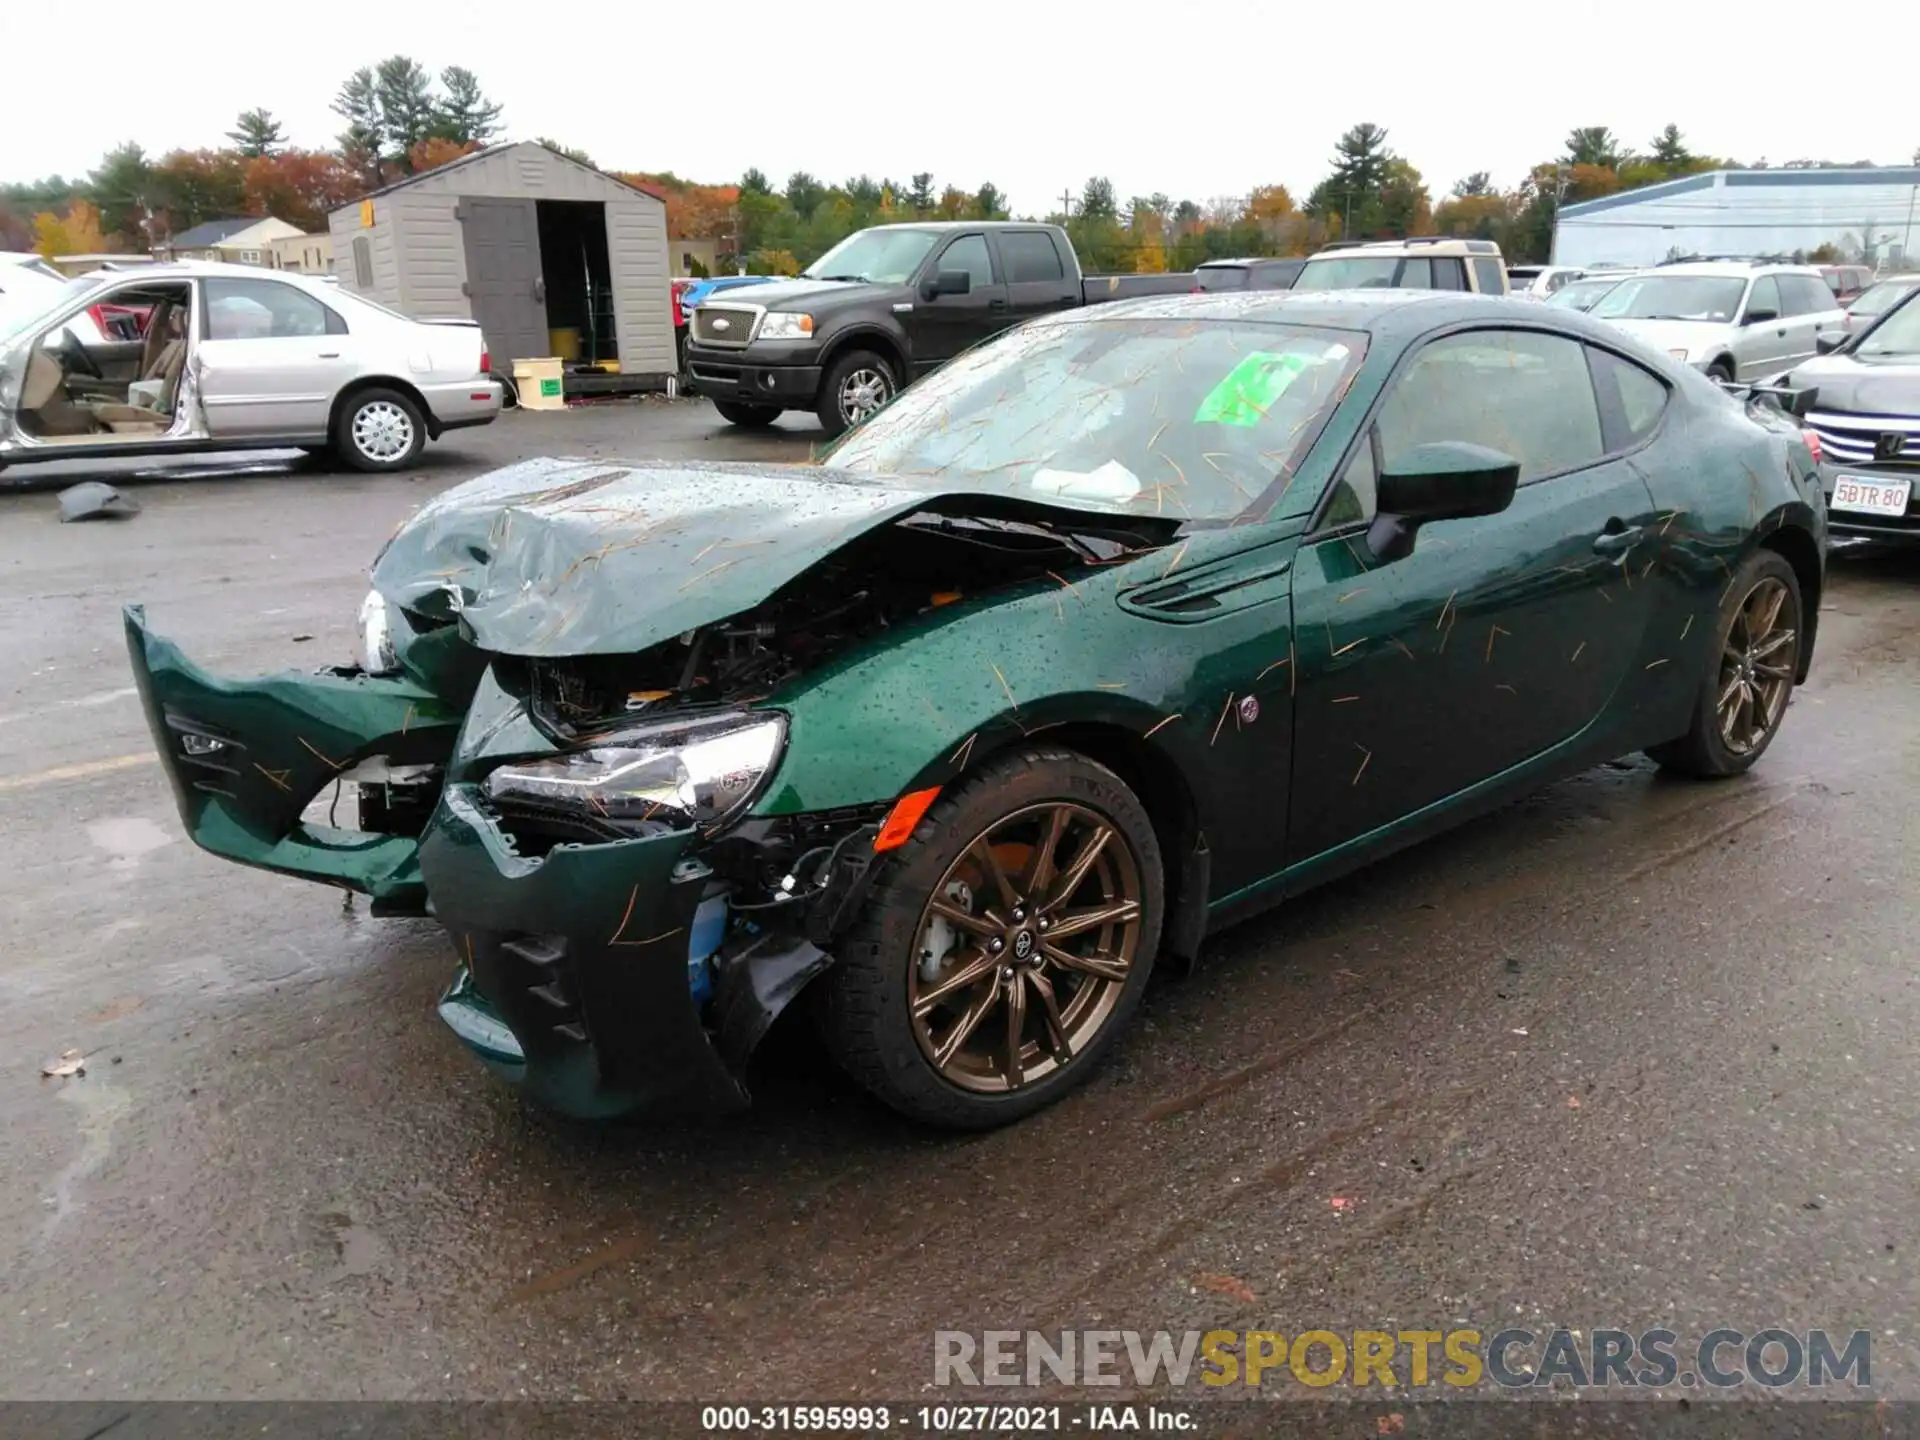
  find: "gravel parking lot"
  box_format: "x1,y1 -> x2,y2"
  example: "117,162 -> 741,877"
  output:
3,398 -> 1919,1402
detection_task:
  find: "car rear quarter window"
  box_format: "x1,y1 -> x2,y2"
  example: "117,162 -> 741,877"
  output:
1588,347 -> 1670,449
1472,258 -> 1506,294
1000,231 -> 1065,284
1783,275 -> 1836,316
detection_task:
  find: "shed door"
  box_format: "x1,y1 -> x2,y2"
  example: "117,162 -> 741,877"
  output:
458,198 -> 548,364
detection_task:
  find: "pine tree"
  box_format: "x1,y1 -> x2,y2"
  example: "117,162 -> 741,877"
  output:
434,67 -> 502,146
227,109 -> 286,158
374,57 -> 439,166
332,69 -> 385,185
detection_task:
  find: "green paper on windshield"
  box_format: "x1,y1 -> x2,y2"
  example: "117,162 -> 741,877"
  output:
1193,350 -> 1315,427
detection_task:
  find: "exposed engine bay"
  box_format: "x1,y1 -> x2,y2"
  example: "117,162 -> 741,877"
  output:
509,508 -> 1167,740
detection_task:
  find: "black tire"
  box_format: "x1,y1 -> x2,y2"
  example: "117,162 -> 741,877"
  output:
334,387 -> 426,473
712,400 -> 783,429
818,749 -> 1164,1129
1705,358 -> 1735,385
815,349 -> 896,438
1647,549 -> 1801,778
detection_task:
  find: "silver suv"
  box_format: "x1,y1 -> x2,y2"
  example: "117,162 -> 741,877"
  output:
1292,238 -> 1509,295
1587,260 -> 1846,382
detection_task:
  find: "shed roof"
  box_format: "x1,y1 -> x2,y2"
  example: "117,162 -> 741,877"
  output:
346,140 -> 663,206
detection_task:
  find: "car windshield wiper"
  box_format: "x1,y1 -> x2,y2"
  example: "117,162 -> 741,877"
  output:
815,274 -> 867,283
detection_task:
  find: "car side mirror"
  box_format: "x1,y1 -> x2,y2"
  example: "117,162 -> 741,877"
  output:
1743,307 -> 1779,326
1815,333 -> 1845,355
922,269 -> 972,301
1367,441 -> 1520,563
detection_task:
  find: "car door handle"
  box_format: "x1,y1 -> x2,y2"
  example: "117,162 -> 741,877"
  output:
1592,524 -> 1643,555
988,298 -> 1007,311
317,351 -> 341,359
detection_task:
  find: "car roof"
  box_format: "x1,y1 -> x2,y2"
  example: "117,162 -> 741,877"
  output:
1197,257 -> 1302,268
1043,289 -> 1637,344
1651,261 -> 1819,277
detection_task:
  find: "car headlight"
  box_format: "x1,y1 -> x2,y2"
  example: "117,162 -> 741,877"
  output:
757,312 -> 814,341
358,589 -> 401,675
483,711 -> 786,833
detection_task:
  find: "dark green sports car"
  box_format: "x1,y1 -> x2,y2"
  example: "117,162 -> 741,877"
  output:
126,291 -> 1827,1130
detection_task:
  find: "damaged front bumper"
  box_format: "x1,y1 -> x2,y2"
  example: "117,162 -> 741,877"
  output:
124,604 -> 463,912
126,605 -> 873,1120
422,784 -> 843,1119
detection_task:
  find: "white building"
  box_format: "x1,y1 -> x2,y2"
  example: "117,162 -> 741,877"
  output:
1554,167 -> 1920,271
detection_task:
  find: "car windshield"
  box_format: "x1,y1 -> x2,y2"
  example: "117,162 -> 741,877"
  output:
1195,266 -> 1250,291
1592,275 -> 1746,323
1546,278 -> 1622,310
801,229 -> 939,284
822,318 -> 1365,522
0,274 -> 108,345
1855,291 -> 1920,358
1292,256 -> 1403,291
1851,279 -> 1920,318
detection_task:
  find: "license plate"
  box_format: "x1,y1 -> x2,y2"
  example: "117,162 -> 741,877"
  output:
1830,474 -> 1912,517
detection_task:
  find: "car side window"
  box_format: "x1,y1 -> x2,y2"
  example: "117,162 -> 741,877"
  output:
1745,276 -> 1782,320
999,231 -> 1064,283
936,234 -> 995,290
1588,347 -> 1671,450
1789,275 -> 1836,315
1323,427 -> 1379,529
204,278 -> 343,339
1472,258 -> 1505,293
1431,258 -> 1467,291
1397,257 -> 1432,288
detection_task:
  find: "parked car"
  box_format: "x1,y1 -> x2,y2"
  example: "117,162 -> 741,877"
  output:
1544,275 -> 1630,312
0,260 -> 137,344
0,261 -> 500,475
684,222 -> 1188,437
126,290 -> 1824,1130
673,274 -> 780,371
1843,275 -> 1920,332
1506,264 -> 1589,300
1786,283 -> 1920,541
1589,261 -> 1846,382
1193,258 -> 1306,293
1290,237 -> 1509,295
1819,265 -> 1873,305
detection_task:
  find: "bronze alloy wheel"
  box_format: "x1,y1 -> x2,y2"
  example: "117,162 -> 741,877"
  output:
907,801 -> 1143,1094
1718,575 -> 1798,755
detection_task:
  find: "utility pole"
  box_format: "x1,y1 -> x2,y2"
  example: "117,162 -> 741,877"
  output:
1059,188 -> 1077,220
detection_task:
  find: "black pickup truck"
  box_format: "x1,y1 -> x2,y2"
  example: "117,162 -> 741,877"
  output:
683,222 -> 1191,436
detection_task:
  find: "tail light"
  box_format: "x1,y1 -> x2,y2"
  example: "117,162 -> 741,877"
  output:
479,349 -> 490,374
1802,429 -> 1822,465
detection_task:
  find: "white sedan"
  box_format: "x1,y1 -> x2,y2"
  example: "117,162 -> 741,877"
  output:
0,260 -> 502,474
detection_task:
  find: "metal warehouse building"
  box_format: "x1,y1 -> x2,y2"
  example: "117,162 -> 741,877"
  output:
328,141 -> 674,382
1554,166 -> 1920,270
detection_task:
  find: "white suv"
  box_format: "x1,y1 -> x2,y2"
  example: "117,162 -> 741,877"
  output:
1292,238 -> 1509,295
1587,261 -> 1847,382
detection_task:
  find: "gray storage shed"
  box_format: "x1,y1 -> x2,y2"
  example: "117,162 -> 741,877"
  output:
328,141 -> 673,381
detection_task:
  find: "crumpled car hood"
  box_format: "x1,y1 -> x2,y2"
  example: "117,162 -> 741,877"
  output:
370,457 -> 1155,657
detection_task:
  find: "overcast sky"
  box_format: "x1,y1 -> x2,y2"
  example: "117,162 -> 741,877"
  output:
3,1 -> 1913,210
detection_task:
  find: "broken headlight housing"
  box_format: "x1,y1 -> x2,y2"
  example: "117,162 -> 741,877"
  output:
358,589 -> 401,676
483,710 -> 786,833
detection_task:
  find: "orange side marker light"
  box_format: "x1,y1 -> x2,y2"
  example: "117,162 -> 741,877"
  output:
874,786 -> 942,852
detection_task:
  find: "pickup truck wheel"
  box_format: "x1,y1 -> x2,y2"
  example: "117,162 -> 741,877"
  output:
817,350 -> 896,437
818,748 -> 1163,1129
712,401 -> 783,429
335,388 -> 425,473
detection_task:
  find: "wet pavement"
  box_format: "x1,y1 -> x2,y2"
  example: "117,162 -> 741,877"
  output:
2,398 -> 1919,1402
